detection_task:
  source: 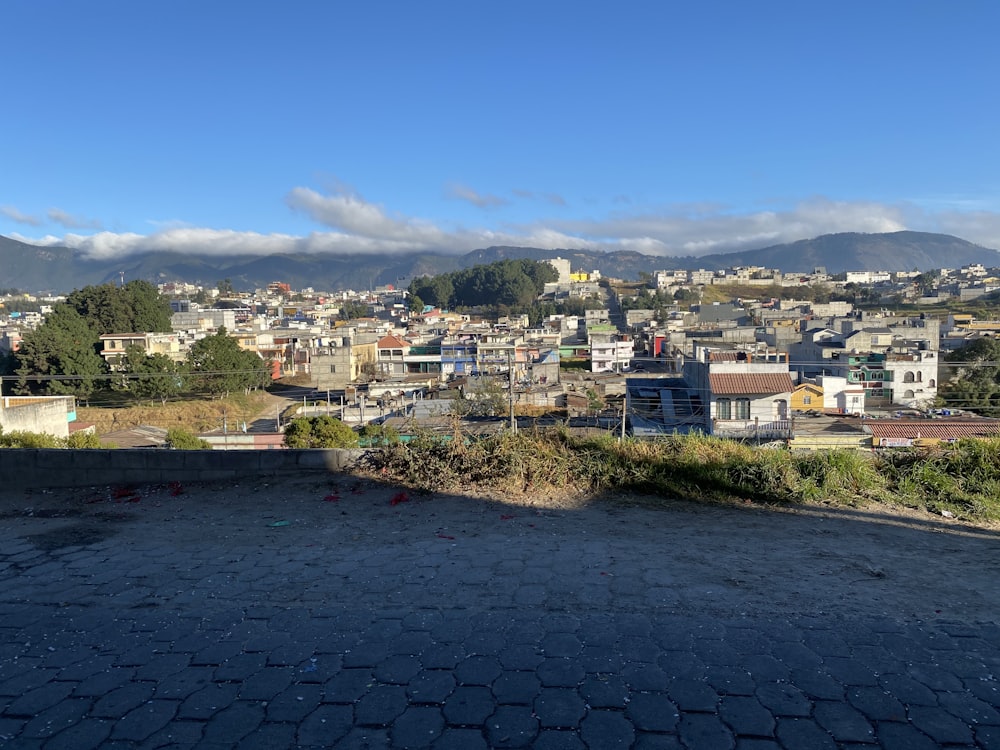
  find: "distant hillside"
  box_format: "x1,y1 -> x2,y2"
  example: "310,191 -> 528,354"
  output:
1,231 -> 997,294
691,231 -> 1000,274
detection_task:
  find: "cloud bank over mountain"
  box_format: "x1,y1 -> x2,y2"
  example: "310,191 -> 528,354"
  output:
8,185 -> 1000,261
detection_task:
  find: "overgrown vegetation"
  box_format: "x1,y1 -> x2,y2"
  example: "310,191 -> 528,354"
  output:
283,415 -> 359,448
361,430 -> 1000,522
0,428 -> 110,448
165,428 -> 212,450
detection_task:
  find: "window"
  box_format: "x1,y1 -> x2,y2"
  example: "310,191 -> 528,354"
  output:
803,395 -> 812,405
904,371 -> 915,383
716,398 -> 731,420
329,365 -> 337,373
734,398 -> 751,420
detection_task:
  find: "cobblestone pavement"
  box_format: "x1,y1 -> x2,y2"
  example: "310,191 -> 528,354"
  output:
1,477 -> 999,749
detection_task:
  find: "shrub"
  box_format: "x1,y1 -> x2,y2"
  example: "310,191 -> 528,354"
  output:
166,428 -> 212,450
283,416 -> 359,448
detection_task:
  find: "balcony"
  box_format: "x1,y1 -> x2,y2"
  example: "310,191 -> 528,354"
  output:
713,419 -> 793,440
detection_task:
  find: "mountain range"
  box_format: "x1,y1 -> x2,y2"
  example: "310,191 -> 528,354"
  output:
1,231 -> 998,294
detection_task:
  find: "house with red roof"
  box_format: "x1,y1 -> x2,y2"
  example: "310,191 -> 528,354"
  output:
683,346 -> 795,439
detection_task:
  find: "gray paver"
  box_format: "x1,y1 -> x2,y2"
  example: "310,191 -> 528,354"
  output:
1,480 -> 998,749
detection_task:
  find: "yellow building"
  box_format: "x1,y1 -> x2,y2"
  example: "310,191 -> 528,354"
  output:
791,382 -> 823,411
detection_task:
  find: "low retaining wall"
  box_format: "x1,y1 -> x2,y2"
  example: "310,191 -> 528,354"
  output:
0,448 -> 365,490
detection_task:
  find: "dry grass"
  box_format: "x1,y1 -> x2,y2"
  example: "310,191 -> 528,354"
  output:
77,393 -> 270,434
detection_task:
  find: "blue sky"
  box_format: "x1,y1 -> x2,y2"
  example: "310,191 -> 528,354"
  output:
3,1 -> 999,260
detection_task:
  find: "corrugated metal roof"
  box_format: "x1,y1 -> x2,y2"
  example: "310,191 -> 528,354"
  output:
864,420 -> 1000,439
709,372 -> 794,395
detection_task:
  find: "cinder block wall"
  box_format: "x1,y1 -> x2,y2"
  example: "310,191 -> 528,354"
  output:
0,449 -> 365,490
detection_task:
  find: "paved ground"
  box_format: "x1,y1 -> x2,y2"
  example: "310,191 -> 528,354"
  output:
2,475 -> 999,749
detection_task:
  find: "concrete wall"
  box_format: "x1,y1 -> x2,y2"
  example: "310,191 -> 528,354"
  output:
0,398 -> 72,439
0,448 -> 364,490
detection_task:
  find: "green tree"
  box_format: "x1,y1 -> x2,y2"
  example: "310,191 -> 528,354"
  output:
339,301 -> 369,321
14,306 -> 106,400
408,294 -> 425,313
357,423 -> 401,446
113,345 -> 184,404
283,415 -> 359,448
187,328 -> 271,397
454,377 -> 508,417
66,280 -> 172,333
166,428 -> 212,449
939,338 -> 1000,415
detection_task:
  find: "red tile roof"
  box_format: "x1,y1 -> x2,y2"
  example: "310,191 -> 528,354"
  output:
377,334 -> 410,349
709,372 -> 794,395
864,420 -> 1000,440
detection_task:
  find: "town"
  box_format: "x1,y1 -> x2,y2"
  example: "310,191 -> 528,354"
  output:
1,257 -> 998,451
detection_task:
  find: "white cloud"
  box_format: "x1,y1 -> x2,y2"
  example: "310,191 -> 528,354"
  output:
1,205 -> 42,226
11,190 -> 1000,262
446,183 -> 508,209
47,208 -> 103,230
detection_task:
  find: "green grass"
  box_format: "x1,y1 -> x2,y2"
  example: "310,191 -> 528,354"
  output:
361,430 -> 1000,523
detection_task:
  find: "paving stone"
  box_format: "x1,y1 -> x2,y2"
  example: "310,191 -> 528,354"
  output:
874,720 -> 940,750
937,689 -> 1000,725
375,654 -> 424,685
454,655 -> 503,686
774,717 -> 836,750
623,662 -> 670,692
845,685 -> 907,722
297,704 -> 354,746
407,670 -> 456,705
821,656 -> 880,686
812,700 -> 874,743
665,677 -> 719,713
498,644 -> 545,671
355,684 -> 408,726
678,712 -> 735,750
234,721 -> 297,750
42,718 -> 114,750
177,682 -> 240,719
432,726 -> 490,750
90,681 -> 156,719
703,665 -> 756,697
343,641 -> 391,668
718,695 -> 774,737
266,683 -> 324,723
109,699 -> 178,742
324,668 -> 375,703
18,698 -> 90,739
443,685 -> 495,725
788,668 -> 844,700
2,681 -> 74,717
200,700 -> 265,745
906,703 -> 975,745
975,724 -> 1000,750
626,691 -> 679,732
420,643 -> 467,670
634,733 -> 684,749
492,670 -> 542,705
580,674 -> 630,709
486,704 -> 540,748
238,665 -> 294,700
541,633 -> 583,658
537,658 -> 585,688
214,653 -> 268,682
877,673 -> 938,706
390,706 -> 444,748
533,688 -> 587,729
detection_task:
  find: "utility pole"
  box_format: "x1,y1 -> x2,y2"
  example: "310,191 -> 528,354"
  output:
508,350 -> 516,432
